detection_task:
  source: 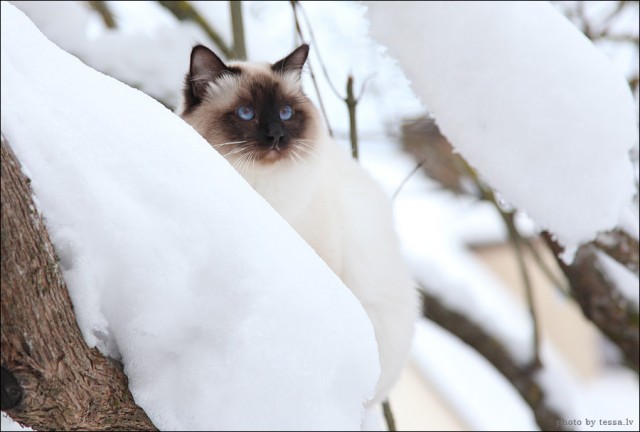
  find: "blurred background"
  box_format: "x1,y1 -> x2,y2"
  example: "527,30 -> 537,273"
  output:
4,1 -> 638,430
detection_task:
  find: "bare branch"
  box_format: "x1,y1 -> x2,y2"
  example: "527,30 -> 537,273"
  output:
522,239 -> 571,296
421,290 -> 565,431
400,116 -> 475,196
293,1 -> 343,99
158,1 -> 233,59
346,75 -> 358,159
382,399 -> 397,432
391,160 -> 426,200
594,229 -> 639,276
229,1 -> 246,60
86,1 -> 116,29
543,233 -> 639,373
460,160 -> 543,370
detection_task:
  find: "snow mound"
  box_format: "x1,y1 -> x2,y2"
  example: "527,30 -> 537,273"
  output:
1,3 -> 379,430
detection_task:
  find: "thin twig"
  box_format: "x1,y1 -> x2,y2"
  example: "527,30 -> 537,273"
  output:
295,2 -> 343,99
522,239 -> 571,296
599,0 -> 630,30
87,1 -> 116,29
356,75 -> 375,102
158,1 -> 233,59
501,211 -> 542,370
392,160 -> 426,200
382,399 -> 397,432
289,1 -> 334,137
229,1 -> 247,60
346,75 -> 358,159
463,162 -> 542,369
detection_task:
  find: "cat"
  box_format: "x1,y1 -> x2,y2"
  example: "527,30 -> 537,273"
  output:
179,43 -> 419,405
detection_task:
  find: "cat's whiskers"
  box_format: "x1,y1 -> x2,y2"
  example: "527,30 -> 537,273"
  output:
231,148 -> 250,170
288,149 -> 303,168
232,153 -> 247,174
212,140 -> 247,149
223,145 -> 250,159
236,148 -> 260,175
296,139 -> 316,150
242,152 -> 256,175
249,152 -> 258,173
294,141 -> 317,159
297,139 -> 316,147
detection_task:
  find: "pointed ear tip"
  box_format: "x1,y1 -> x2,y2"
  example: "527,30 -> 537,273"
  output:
295,44 -> 310,61
191,44 -> 210,55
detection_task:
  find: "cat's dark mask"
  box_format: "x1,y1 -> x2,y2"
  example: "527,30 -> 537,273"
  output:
181,44 -> 319,166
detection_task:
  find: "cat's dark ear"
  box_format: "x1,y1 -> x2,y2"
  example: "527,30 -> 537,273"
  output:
271,44 -> 309,75
183,45 -> 230,108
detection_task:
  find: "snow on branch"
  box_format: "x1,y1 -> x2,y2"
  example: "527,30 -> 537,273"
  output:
366,1 -> 638,258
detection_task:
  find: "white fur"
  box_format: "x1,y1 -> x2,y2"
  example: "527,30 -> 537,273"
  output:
241,129 -> 419,404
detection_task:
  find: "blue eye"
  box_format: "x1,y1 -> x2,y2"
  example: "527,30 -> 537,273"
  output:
237,105 -> 255,120
279,105 -> 293,121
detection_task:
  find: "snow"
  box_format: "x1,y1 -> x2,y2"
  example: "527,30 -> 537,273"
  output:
1,413 -> 33,432
362,134 -> 639,432
365,1 -> 638,260
536,342 -> 640,432
411,319 -> 539,431
9,1 -> 424,135
3,1 -> 639,431
596,251 -> 640,307
0,2 -> 379,430
410,276 -> 639,432
395,194 -> 535,365
9,1 -> 212,109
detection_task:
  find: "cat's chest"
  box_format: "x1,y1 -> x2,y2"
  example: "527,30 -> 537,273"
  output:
287,189 -> 344,277
252,176 -> 345,277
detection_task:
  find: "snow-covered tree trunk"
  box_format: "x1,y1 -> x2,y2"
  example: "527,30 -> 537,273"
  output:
0,134 -> 156,431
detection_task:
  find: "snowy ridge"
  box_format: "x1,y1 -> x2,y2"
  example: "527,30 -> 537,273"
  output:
3,1 -> 638,431
1,3 -> 379,430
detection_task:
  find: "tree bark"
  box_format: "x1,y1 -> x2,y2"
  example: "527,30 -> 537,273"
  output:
543,233 -> 639,374
1,134 -> 156,431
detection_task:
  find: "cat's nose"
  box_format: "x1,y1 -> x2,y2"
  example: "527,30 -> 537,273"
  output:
268,123 -> 284,146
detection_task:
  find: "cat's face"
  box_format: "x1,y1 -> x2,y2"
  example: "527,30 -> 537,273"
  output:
180,44 -> 320,169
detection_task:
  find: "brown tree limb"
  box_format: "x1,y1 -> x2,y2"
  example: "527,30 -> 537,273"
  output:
543,233 -> 639,373
1,134 -> 157,431
382,400 -> 397,432
229,1 -> 246,60
594,229 -> 639,276
157,1 -> 233,59
86,1 -> 116,29
421,290 -> 565,431
346,75 -> 358,160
